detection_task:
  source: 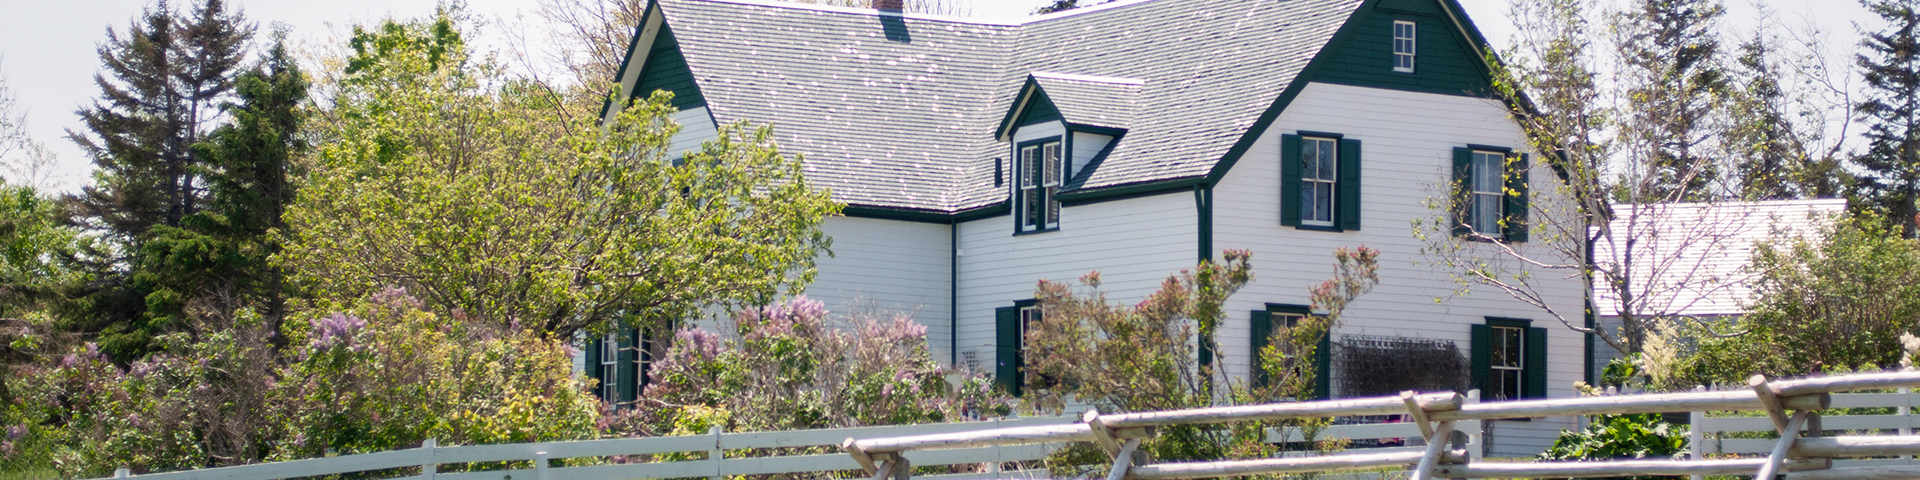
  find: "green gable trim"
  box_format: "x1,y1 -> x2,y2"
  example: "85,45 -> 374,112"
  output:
636,21 -> 705,111
598,1 -> 659,121
1016,89 -> 1063,128
1204,0 -> 1503,187
1310,1 -> 1496,98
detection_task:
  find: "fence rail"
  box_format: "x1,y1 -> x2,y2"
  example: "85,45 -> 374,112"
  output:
97,371 -> 1920,480
846,371 -> 1920,479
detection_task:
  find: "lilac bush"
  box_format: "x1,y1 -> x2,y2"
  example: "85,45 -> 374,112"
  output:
618,297 -> 1009,437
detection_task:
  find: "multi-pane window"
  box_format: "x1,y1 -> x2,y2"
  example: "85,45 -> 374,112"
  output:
1489,325 -> 1523,400
1393,21 -> 1416,73
1300,137 -> 1338,225
1018,140 -> 1063,231
600,331 -> 619,401
1470,150 -> 1505,237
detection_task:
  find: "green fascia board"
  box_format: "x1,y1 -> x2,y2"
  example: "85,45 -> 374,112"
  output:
843,205 -> 955,223
599,0 -> 660,122
996,77 -> 1040,140
1203,0 -> 1514,186
1057,177 -> 1202,206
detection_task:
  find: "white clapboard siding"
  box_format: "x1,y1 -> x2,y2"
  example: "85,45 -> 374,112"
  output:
1070,131 -> 1111,176
1210,82 -> 1585,457
666,106 -> 719,158
954,191 -> 1197,374
805,216 -> 953,358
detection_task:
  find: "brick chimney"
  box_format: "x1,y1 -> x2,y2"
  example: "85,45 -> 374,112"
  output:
874,0 -> 904,10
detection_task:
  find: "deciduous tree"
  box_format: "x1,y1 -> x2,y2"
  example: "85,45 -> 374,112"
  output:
283,12 -> 839,338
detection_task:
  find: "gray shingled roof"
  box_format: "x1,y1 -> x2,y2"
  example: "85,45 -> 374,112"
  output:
654,0 -> 1363,212
1029,72 -> 1141,132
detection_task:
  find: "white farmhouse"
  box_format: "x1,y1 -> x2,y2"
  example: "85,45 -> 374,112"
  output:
588,0 -> 1587,455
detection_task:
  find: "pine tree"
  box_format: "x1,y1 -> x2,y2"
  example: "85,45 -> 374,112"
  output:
66,0 -> 254,359
132,34 -> 306,347
1617,0 -> 1730,201
1854,0 -> 1920,237
1727,32 -> 1850,200
70,0 -> 252,245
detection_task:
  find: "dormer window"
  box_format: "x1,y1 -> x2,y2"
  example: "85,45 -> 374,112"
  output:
1017,138 -> 1063,232
1393,20 -> 1416,73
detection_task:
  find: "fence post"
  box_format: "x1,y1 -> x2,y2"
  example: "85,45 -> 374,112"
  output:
1690,386 -> 1704,480
1464,389 -> 1482,464
421,438 -> 437,480
1904,387 -> 1913,464
113,468 -> 128,479
534,451 -> 550,480
709,425 -> 724,480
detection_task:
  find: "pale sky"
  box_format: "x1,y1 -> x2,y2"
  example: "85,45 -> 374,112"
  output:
0,0 -> 1878,193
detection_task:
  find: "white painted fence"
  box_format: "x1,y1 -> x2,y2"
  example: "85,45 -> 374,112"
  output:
98,416 -> 1078,480
90,403 -> 1457,480
1689,386 -> 1919,479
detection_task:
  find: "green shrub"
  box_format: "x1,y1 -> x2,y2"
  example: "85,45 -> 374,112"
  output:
1541,413 -> 1688,480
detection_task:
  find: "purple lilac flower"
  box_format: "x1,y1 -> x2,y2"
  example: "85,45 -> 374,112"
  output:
7,425 -> 24,441
309,313 -> 367,350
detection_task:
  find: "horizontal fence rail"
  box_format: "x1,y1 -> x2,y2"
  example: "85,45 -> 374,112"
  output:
93,371 -> 1920,480
846,371 -> 1920,480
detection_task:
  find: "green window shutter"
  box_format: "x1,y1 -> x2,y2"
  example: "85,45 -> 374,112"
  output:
995,306 -> 1022,397
1504,153 -> 1531,242
585,335 -> 604,399
1452,147 -> 1473,237
1525,326 -> 1548,399
1337,138 -> 1362,231
1250,310 -> 1273,388
617,327 -> 639,405
1315,332 -> 1332,399
1281,134 -> 1303,226
1470,324 -> 1491,395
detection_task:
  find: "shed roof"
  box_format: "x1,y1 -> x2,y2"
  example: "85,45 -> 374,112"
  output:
1592,199 -> 1847,317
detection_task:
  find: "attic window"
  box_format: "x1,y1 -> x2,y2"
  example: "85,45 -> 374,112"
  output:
1016,138 -> 1062,233
1393,21 -> 1416,73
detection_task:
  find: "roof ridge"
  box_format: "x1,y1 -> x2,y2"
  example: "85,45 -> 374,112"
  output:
664,0 -> 1173,26
1031,71 -> 1146,85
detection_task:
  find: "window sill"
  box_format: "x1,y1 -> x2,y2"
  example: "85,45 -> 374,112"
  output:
1293,224 -> 1346,233
1014,227 -> 1060,236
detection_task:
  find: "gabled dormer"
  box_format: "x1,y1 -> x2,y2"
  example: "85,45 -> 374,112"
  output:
997,72 -> 1141,234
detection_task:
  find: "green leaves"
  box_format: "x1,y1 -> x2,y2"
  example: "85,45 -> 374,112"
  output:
1542,413 -> 1689,480
284,12 -> 838,338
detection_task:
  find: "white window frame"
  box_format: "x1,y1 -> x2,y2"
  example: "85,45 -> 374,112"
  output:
1489,325 -> 1524,401
1469,150 -> 1505,238
1016,139 -> 1063,232
1300,136 -> 1339,227
600,331 -> 619,401
1393,20 -> 1417,73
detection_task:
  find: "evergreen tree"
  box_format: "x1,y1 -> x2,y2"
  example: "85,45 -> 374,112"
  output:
65,0 -> 254,359
70,0 -> 252,245
1616,0 -> 1730,201
1727,32 -> 1849,200
134,34 -> 306,346
1854,0 -> 1920,237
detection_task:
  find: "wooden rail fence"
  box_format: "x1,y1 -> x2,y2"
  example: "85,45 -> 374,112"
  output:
92,371 -> 1920,480
842,371 -> 1920,479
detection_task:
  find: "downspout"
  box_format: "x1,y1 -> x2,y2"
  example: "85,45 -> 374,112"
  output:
950,217 -> 960,367
1584,228 -> 1597,386
1195,183 -> 1215,370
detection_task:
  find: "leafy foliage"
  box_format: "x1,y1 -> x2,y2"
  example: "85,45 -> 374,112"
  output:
625,297 -> 1006,436
1668,214 -> 1920,387
1541,413 -> 1689,480
0,289 -> 599,477
283,12 -> 838,338
1022,248 -> 1377,474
